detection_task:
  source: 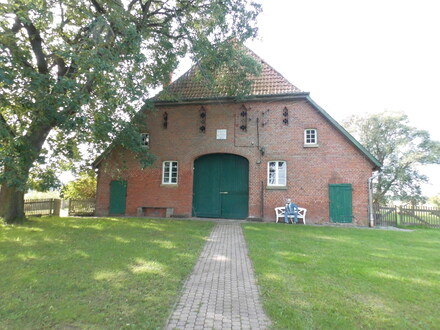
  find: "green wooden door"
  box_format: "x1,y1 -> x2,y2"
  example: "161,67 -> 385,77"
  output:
329,184 -> 353,223
193,154 -> 249,219
109,180 -> 127,215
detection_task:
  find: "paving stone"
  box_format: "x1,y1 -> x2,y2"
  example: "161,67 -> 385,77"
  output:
165,221 -> 271,329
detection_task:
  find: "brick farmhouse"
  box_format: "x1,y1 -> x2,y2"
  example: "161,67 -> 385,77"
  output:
93,47 -> 380,224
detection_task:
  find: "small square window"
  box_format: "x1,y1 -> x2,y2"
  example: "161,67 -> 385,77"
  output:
162,161 -> 178,184
267,161 -> 287,186
304,129 -> 317,145
216,129 -> 227,140
141,133 -> 149,147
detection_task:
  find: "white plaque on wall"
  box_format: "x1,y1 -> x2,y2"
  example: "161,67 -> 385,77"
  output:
216,129 -> 227,140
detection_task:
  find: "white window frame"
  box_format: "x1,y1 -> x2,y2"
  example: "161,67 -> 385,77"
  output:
162,161 -> 178,184
141,133 -> 150,147
267,161 -> 287,187
304,129 -> 318,145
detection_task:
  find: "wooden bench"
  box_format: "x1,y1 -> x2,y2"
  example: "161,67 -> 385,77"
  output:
275,206 -> 307,224
137,206 -> 174,218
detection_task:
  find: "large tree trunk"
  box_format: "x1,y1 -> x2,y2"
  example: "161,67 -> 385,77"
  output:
0,183 -> 25,223
0,123 -> 52,224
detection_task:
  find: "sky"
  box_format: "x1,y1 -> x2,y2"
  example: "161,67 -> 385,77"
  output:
243,0 -> 440,197
62,0 -> 440,197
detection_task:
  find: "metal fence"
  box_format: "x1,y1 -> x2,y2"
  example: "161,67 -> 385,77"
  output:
68,199 -> 95,216
374,204 -> 440,228
24,199 -> 60,216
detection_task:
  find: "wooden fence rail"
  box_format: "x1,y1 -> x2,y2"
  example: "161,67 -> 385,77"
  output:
399,205 -> 440,228
24,199 -> 61,216
68,199 -> 95,216
373,204 -> 398,226
374,204 -> 440,228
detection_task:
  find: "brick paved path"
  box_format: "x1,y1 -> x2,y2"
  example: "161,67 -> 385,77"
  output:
166,221 -> 271,330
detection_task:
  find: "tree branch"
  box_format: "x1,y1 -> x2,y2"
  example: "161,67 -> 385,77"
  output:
127,0 -> 138,11
141,0 -> 153,21
1,17 -> 35,71
0,113 -> 16,138
57,76 -> 96,122
90,0 -> 106,14
20,16 -> 48,74
54,55 -> 68,77
11,16 -> 22,33
149,28 -> 184,40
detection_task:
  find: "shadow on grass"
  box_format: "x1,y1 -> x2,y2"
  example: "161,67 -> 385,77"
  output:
0,216 -> 214,329
243,223 -> 440,329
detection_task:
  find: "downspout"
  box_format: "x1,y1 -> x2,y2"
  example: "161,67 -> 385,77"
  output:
368,172 -> 381,227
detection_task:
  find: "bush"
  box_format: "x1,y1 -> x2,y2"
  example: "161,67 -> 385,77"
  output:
61,173 -> 96,199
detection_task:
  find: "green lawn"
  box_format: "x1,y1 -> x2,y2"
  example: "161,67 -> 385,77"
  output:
0,217 -> 214,329
243,224 -> 440,329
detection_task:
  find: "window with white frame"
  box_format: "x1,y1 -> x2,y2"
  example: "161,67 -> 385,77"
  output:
267,161 -> 287,186
304,129 -> 317,145
162,161 -> 178,184
141,133 -> 149,147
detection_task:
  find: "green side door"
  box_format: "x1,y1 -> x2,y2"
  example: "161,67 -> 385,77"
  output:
193,155 -> 221,218
109,180 -> 127,215
193,154 -> 249,219
329,184 -> 353,223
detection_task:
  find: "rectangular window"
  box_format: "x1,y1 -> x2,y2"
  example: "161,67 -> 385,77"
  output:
267,161 -> 287,186
304,129 -> 317,145
141,133 -> 149,147
162,161 -> 178,184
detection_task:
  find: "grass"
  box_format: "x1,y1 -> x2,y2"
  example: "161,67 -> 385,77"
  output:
0,216 -> 214,329
243,223 -> 440,329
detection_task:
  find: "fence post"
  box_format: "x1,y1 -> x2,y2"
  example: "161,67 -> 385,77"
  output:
68,199 -> 71,216
53,199 -> 61,216
399,205 -> 403,225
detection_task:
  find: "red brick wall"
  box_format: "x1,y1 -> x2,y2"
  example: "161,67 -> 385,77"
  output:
95,98 -> 374,225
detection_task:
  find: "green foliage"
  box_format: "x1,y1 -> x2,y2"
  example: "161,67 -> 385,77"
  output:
0,0 -> 261,221
61,172 -> 97,199
243,223 -> 440,329
430,194 -> 440,208
0,217 -> 214,329
24,190 -> 60,200
344,111 -> 440,204
27,167 -> 61,192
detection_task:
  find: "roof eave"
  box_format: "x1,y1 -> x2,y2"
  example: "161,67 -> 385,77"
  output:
305,96 -> 382,170
152,92 -> 311,106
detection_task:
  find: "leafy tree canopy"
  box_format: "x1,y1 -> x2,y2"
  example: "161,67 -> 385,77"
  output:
344,111 -> 440,205
61,172 -> 96,199
429,194 -> 440,208
0,0 -> 262,222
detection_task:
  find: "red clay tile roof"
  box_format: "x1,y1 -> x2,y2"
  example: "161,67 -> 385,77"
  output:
155,46 -> 302,101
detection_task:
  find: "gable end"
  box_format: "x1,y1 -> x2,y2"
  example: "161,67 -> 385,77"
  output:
305,96 -> 381,170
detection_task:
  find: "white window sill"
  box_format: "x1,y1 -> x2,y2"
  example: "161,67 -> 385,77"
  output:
304,144 -> 319,148
266,185 -> 288,190
160,183 -> 178,187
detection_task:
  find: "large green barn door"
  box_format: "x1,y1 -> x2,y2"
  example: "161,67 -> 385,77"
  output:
329,184 -> 353,223
193,154 -> 249,219
109,180 -> 127,215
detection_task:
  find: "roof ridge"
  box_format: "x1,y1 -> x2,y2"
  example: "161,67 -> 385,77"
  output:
154,43 -> 303,101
